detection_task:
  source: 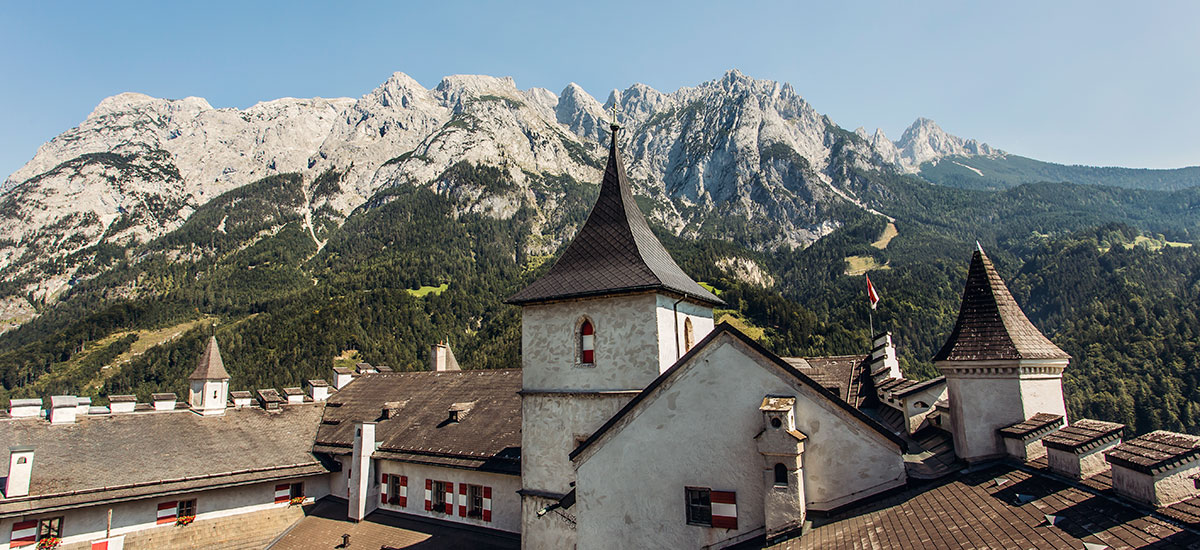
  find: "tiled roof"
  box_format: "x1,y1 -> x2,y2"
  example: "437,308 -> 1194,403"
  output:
999,413 -> 1065,440
934,248 -> 1069,362
313,370 -> 521,474
189,335 -> 230,380
773,463 -> 1200,549
506,124 -> 722,307
781,355 -> 869,406
0,404 -> 328,515
892,376 -> 945,398
1043,419 -> 1124,452
1106,431 -> 1200,475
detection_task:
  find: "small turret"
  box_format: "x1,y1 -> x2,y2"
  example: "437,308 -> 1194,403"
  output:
189,336 -> 231,416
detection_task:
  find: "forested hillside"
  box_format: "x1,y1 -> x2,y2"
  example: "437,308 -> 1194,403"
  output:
1,155 -> 1198,437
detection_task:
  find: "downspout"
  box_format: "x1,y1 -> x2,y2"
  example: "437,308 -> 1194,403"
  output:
673,297 -> 686,360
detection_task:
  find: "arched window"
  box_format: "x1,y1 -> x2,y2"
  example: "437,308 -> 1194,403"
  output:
684,318 -> 695,352
580,320 -> 595,364
774,463 -> 788,486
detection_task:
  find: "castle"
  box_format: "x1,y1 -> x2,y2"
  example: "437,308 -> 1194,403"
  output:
3,124 -> 1200,549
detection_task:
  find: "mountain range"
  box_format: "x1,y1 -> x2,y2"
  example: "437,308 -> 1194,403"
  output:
1,69 -> 1198,436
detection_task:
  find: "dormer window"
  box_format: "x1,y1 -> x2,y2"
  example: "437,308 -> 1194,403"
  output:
580,319 -> 595,365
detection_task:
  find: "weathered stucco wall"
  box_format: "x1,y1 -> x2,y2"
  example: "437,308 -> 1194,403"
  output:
374,461 -> 521,533
1111,461 -> 1200,506
2,475 -> 329,550
943,360 -> 1067,462
573,334 -> 905,550
901,383 -> 947,435
654,295 -> 714,371
521,294 -> 663,391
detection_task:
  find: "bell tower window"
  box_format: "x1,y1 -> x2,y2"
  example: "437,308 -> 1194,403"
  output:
580,320 -> 595,365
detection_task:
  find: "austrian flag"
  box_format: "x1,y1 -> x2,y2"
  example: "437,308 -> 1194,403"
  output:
866,275 -> 880,310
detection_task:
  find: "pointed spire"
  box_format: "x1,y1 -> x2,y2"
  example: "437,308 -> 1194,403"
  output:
189,335 -> 231,380
507,123 -> 722,306
933,248 -> 1069,362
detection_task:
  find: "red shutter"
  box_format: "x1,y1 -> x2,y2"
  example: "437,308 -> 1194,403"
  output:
398,475 -> 408,507
274,483 -> 290,504
444,482 -> 454,514
425,479 -> 433,511
9,520 -> 36,547
483,486 -> 492,522
581,321 -> 595,363
157,500 -> 178,524
459,483 -> 468,516
710,491 -> 738,529
381,473 -> 389,504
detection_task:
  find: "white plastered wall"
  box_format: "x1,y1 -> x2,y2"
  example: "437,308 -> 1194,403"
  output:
573,334 -> 906,550
942,360 -> 1068,462
0,475 -> 329,549
374,461 -> 521,534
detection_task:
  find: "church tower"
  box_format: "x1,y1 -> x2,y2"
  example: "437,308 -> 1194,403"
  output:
189,335 -> 231,416
935,247 -> 1070,462
509,123 -> 722,548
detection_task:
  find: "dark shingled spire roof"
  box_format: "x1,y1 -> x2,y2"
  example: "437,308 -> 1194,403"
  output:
506,124 -> 722,306
934,247 -> 1069,362
189,335 -> 231,380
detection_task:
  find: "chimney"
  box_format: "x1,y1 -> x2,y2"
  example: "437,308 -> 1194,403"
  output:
8,399 -> 41,418
74,397 -> 92,417
306,380 -> 329,402
282,387 -> 305,405
349,422 -> 377,521
151,393 -> 177,411
1106,431 -> 1200,506
355,362 -> 377,375
4,446 -> 34,498
1042,419 -> 1124,479
447,401 -> 474,423
998,413 -> 1065,462
49,396 -> 78,425
108,395 -> 136,414
256,389 -> 283,410
868,332 -> 901,383
333,367 -> 354,390
230,391 -> 253,408
755,396 -> 807,539
431,342 -> 461,372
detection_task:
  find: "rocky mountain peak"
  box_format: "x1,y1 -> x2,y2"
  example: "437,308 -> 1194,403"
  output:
893,117 -> 999,171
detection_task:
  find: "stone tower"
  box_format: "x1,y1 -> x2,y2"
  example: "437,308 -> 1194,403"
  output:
189,335 -> 231,416
935,247 -> 1070,462
508,123 -> 723,549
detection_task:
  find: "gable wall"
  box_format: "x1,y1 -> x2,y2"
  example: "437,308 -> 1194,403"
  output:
573,335 -> 905,550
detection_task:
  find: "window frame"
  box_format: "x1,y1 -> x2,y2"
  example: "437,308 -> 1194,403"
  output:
432,480 -> 448,513
684,317 -> 695,352
388,475 -> 403,505
36,516 -> 63,541
685,487 -> 712,527
467,484 -> 484,518
177,499 -> 197,518
578,318 -> 596,366
774,463 -> 789,486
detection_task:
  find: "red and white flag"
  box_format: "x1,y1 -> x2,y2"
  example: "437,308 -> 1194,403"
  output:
866,274 -> 880,310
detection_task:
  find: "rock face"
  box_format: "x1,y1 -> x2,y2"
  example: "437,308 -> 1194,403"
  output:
0,69 -> 998,320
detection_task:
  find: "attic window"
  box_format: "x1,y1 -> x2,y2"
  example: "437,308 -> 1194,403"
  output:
579,319 -> 595,365
448,402 -> 475,423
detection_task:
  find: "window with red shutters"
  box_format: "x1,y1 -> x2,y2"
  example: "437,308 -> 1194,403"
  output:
580,320 -> 595,364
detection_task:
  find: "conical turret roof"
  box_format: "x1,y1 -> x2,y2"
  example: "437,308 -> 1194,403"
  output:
507,125 -> 722,306
189,335 -> 231,380
934,247 -> 1069,362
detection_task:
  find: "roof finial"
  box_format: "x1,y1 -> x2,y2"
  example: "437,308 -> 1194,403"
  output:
609,102 -> 622,131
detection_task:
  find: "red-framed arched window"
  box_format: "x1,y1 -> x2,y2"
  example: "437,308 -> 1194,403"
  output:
580,320 -> 595,364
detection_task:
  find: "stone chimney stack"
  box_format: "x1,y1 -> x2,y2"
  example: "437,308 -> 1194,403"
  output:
349,422 -> 377,521
755,397 -> 807,541
8,399 -> 41,418
306,380 -> 329,402
868,332 -> 902,383
1106,431 -> 1200,506
49,396 -> 78,425
430,342 -> 461,372
1042,419 -> 1124,478
4,446 -> 34,498
333,367 -> 354,390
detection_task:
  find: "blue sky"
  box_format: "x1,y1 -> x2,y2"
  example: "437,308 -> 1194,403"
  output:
2,1 -> 1197,180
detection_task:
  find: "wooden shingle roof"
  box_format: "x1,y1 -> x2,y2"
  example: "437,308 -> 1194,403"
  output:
1106,430 -> 1200,475
189,335 -> 230,380
999,413 -> 1065,440
934,248 -> 1069,362
1042,419 -> 1124,452
506,124 -> 721,306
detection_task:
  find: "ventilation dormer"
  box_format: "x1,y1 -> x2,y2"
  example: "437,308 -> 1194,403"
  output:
448,402 -> 475,423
